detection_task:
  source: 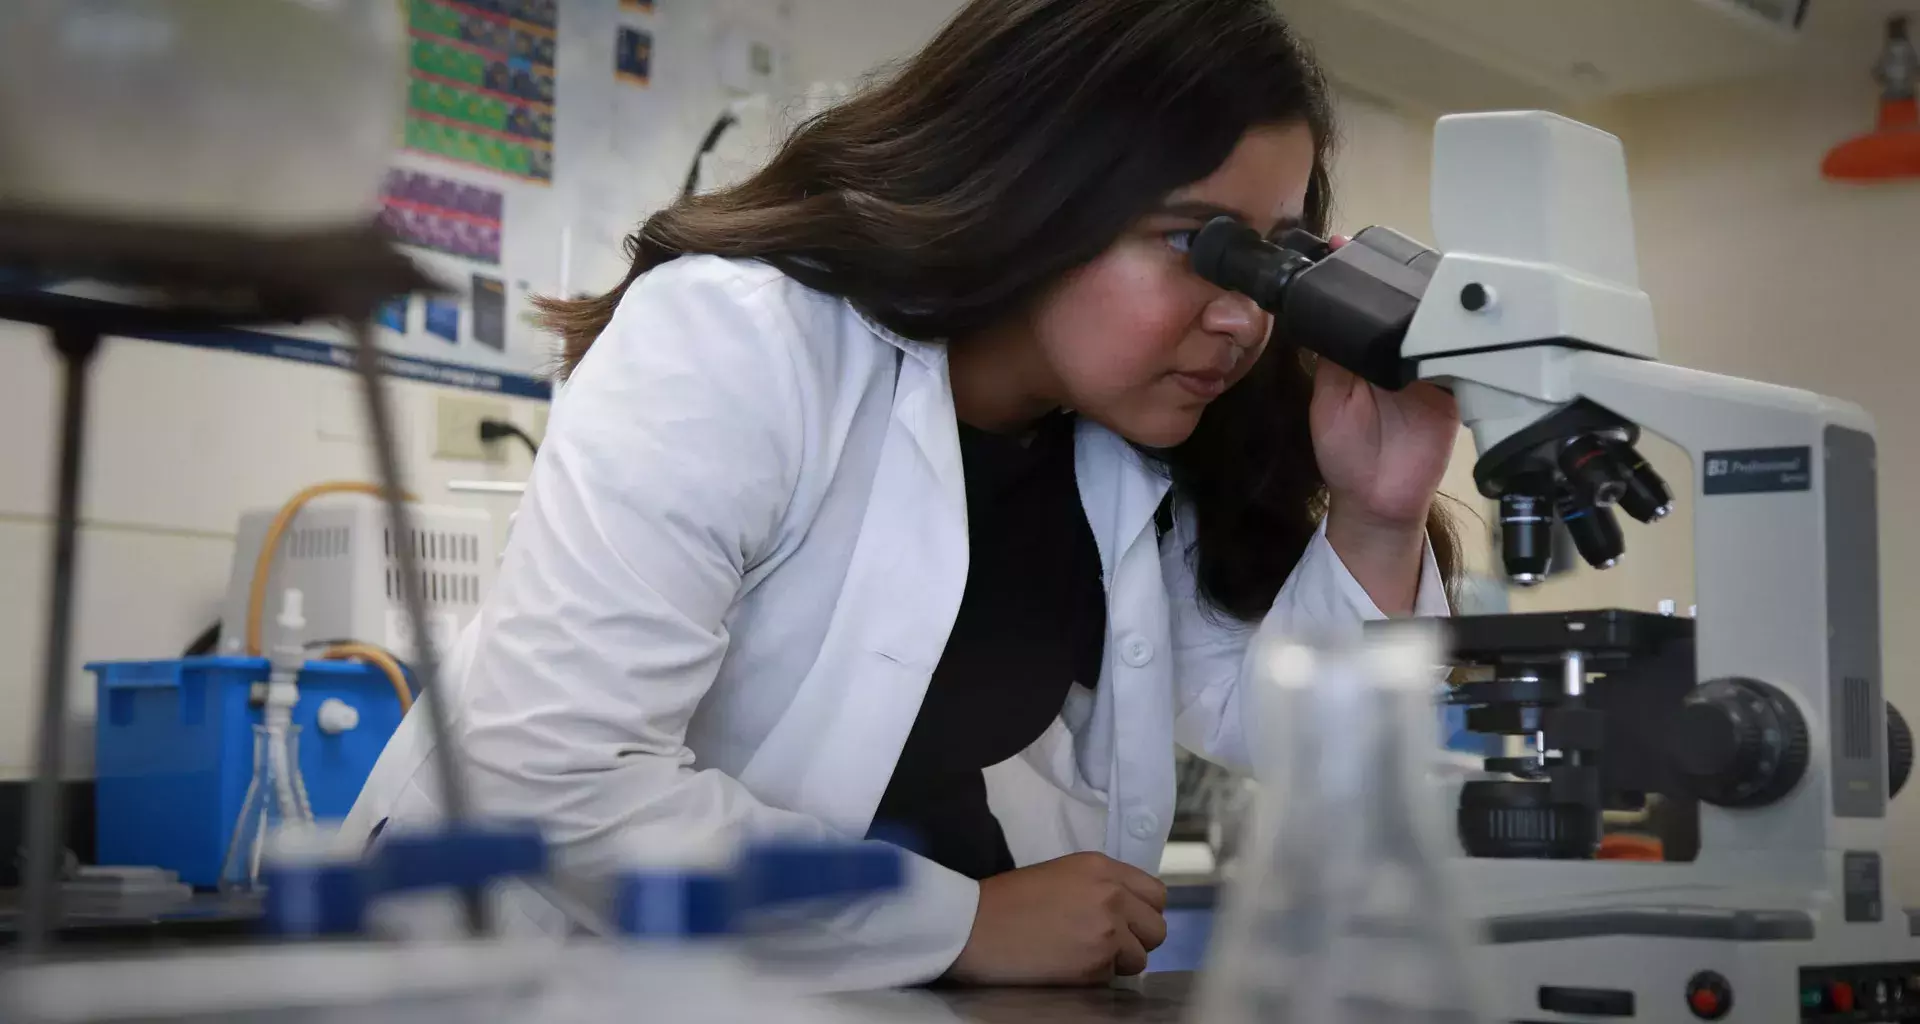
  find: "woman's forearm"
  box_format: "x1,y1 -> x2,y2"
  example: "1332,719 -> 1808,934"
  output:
1324,503 -> 1428,616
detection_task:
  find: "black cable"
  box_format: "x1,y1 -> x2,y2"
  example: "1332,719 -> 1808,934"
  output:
682,109 -> 740,198
183,621 -> 221,657
478,418 -> 539,458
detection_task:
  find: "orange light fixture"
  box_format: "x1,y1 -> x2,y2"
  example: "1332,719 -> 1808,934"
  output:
1822,16 -> 1920,182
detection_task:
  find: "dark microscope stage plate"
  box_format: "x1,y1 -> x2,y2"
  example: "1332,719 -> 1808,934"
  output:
1370,609 -> 1695,665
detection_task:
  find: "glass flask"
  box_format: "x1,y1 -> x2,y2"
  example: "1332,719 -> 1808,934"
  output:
220,723 -> 313,892
1194,623 -> 1492,1024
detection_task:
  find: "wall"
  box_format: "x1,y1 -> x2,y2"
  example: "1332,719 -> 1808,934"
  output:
787,0 -> 956,89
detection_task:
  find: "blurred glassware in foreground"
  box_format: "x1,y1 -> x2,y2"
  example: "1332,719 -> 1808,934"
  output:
1196,623 -> 1492,1024
0,0 -> 403,228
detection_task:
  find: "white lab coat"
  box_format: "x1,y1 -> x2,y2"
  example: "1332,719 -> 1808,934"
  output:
345,255 -> 1447,988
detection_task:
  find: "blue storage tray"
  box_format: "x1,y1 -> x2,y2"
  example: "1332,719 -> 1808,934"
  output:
89,656 -> 409,888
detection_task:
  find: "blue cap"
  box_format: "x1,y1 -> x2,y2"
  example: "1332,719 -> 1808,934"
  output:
613,871 -> 734,937
363,822 -> 548,896
735,841 -> 904,910
261,862 -> 364,937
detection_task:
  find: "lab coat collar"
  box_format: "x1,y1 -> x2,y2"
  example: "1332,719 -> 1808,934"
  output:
852,297 -> 1174,582
1074,419 -> 1174,588
851,305 -> 945,369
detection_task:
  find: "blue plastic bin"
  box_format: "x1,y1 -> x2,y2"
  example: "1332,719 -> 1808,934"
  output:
89,656 -> 408,888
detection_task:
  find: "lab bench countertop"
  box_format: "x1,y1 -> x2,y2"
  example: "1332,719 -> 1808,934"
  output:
843,972 -> 1198,1024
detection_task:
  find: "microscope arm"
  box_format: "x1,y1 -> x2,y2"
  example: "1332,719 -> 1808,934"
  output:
1416,346 -> 1872,464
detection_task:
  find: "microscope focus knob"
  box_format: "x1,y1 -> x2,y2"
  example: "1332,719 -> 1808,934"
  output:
1674,678 -> 1810,808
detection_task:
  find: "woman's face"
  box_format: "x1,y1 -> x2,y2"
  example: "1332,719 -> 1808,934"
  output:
1030,123 -> 1317,448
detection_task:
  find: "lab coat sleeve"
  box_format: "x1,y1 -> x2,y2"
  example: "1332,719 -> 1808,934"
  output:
1163,510 -> 1450,773
454,259 -> 977,987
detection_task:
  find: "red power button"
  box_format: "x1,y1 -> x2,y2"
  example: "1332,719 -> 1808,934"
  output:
1686,972 -> 1734,1021
1831,982 -> 1857,1013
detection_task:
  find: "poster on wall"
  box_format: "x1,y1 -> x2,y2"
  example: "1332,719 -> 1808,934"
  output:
403,0 -> 560,184
380,169 -> 506,264
615,26 -> 653,87
9,0 -> 793,401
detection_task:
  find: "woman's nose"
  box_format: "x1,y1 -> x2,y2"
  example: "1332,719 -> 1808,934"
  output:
1201,289 -> 1265,349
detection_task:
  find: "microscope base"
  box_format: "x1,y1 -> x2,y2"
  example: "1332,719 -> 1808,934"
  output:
1454,857 -> 1920,1023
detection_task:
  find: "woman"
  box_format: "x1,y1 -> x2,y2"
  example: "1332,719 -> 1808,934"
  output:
349,0 -> 1459,989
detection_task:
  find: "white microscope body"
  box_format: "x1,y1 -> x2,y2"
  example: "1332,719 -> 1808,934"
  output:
1403,112 -> 1913,1024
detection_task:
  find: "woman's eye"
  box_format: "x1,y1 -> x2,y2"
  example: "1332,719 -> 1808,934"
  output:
1164,230 -> 1197,256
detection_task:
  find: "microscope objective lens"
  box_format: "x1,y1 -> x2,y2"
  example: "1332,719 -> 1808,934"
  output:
1557,492 -> 1625,569
1500,481 -> 1554,583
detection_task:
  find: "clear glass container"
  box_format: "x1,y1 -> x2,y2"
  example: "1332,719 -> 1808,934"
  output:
220,723 -> 311,892
1195,624 -> 1491,1024
0,0 -> 404,229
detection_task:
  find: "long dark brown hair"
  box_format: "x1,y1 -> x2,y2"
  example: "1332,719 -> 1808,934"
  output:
539,0 -> 1459,620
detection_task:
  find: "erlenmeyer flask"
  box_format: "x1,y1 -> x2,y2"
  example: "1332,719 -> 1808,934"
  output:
219,723 -> 312,892
1195,623 -> 1491,1024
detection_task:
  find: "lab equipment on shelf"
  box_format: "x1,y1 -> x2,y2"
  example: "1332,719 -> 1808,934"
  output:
88,656 -> 407,888
218,489 -> 495,665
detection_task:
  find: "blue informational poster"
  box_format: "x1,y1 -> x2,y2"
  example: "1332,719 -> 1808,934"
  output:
424,297 -> 462,343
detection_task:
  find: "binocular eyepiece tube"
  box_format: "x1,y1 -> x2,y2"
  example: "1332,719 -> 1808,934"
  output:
1189,215 -> 1435,392
1185,214 -> 1680,589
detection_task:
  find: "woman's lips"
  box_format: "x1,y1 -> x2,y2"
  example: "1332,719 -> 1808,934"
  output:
1171,370 -> 1228,398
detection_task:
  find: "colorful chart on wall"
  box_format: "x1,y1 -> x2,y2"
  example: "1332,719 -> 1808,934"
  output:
403,0 -> 559,183
10,0 -> 790,399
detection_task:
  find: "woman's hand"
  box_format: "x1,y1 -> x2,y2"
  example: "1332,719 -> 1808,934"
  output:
1309,357 -> 1459,614
947,852 -> 1168,986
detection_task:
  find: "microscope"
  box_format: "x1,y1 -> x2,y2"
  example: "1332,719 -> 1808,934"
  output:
1196,111 -> 1919,1023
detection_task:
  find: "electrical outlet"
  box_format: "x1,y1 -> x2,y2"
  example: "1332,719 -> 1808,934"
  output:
436,394 -> 510,462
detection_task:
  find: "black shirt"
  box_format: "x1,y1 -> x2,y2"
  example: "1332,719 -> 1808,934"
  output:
865,411 -> 1108,880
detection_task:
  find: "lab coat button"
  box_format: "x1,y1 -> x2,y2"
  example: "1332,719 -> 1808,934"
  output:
1119,635 -> 1154,668
1127,813 -> 1160,840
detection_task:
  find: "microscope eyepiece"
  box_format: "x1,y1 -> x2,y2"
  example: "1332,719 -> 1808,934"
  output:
1499,475 -> 1555,585
1188,216 -> 1434,392
1191,216 -> 1314,313
1556,490 -> 1625,570
1557,436 -> 1628,507
1600,438 -> 1675,523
